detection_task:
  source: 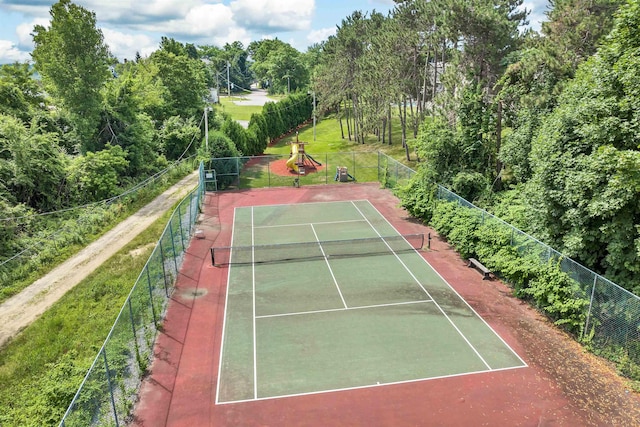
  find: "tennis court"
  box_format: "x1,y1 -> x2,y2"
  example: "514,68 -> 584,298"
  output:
216,200 -> 526,403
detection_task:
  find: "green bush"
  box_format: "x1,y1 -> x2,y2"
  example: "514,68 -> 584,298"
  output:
397,171 -> 436,222
414,198 -> 590,337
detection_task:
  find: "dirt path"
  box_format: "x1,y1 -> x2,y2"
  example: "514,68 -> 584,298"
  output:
0,172 -> 199,349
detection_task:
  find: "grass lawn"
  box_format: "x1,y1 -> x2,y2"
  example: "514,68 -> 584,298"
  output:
214,93 -> 421,169
215,91 -> 279,121
215,98 -> 263,121
267,114 -> 420,170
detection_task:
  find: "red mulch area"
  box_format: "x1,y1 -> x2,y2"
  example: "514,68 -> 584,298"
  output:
131,183 -> 640,427
243,155 -> 325,177
269,158 -> 325,176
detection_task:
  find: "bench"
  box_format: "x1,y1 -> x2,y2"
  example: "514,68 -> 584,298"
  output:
468,258 -> 491,280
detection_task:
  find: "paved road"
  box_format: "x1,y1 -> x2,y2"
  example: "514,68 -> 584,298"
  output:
233,88 -> 273,106
232,88 -> 275,128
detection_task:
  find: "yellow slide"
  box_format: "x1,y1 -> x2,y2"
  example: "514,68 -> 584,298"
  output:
286,142 -> 299,172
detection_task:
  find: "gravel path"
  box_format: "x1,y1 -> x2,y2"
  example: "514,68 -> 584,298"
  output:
0,172 -> 199,349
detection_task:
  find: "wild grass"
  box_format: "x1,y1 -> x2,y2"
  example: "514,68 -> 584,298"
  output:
0,207 -> 174,426
0,162 -> 194,305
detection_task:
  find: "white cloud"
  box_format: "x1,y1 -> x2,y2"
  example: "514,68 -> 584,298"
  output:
367,0 -> 394,6
16,18 -> 49,48
0,39 -> 31,63
230,0 -> 314,32
77,0 -> 202,22
307,27 -> 335,45
101,28 -> 156,61
520,1 -> 548,32
131,2 -> 251,46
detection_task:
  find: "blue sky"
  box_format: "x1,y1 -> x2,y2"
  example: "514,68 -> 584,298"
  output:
0,0 -> 548,64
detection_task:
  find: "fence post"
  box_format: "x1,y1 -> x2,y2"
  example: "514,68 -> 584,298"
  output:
146,268 -> 158,326
236,157 -> 240,188
583,274 -> 598,340
352,152 -> 356,179
102,349 -> 120,427
159,242 -> 170,297
325,153 -> 328,184
168,221 -> 178,278
177,203 -> 186,252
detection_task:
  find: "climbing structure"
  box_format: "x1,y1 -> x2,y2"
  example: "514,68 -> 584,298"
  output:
286,140 -> 322,175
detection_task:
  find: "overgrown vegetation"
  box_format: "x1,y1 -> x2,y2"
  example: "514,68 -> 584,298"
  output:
3,0 -> 640,421
0,207 -> 174,426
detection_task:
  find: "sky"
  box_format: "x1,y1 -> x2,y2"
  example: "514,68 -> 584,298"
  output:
0,0 -> 549,64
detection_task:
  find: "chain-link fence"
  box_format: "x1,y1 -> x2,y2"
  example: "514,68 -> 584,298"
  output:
59,164 -> 204,427
0,158 -> 197,302
58,154 -> 640,426
201,152 -> 413,191
435,184 -> 640,374
202,152 -> 640,365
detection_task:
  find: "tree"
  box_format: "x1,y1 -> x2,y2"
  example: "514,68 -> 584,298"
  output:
67,144 -> 128,203
159,116 -> 200,160
527,0 -> 640,291
249,40 -> 308,94
97,65 -> 164,176
31,0 -> 112,149
0,114 -> 68,211
0,63 -> 45,123
496,0 -> 623,183
149,40 -> 207,119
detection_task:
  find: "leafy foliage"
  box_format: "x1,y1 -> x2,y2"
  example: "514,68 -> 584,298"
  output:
428,200 -> 589,335
31,0 -> 111,147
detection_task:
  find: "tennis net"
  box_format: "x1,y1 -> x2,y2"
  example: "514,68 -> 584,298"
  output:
210,233 -> 424,266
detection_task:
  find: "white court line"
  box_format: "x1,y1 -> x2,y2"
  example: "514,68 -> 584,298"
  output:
359,199 -> 528,368
310,223 -> 348,309
251,207 -> 258,400
215,208 -> 238,405
244,199 -> 370,209
256,299 -> 433,319
216,201 -> 527,406
254,219 -> 366,229
350,201 -> 494,371
216,364 -> 526,405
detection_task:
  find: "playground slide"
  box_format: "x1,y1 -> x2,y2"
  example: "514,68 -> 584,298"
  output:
286,143 -> 299,172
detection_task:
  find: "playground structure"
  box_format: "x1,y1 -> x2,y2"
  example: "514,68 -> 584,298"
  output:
286,139 -> 322,175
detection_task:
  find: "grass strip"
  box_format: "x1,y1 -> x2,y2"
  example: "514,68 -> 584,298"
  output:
0,207 -> 175,426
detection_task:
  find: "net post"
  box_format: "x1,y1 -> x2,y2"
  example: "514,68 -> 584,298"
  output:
210,247 -> 215,266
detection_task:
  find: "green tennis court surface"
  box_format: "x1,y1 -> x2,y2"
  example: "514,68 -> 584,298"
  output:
216,200 -> 526,403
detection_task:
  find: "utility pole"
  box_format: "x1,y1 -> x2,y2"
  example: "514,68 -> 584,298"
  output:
227,61 -> 231,99
204,106 -> 210,151
313,91 -> 316,141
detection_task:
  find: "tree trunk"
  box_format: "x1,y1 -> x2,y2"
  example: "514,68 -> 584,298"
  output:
409,97 -> 417,138
351,93 -> 361,144
388,104 -> 392,145
405,139 -> 411,162
398,97 -> 407,149
338,102 -> 345,139
382,116 -> 387,144
432,45 -> 438,117
345,99 -> 352,141
494,100 -> 503,191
